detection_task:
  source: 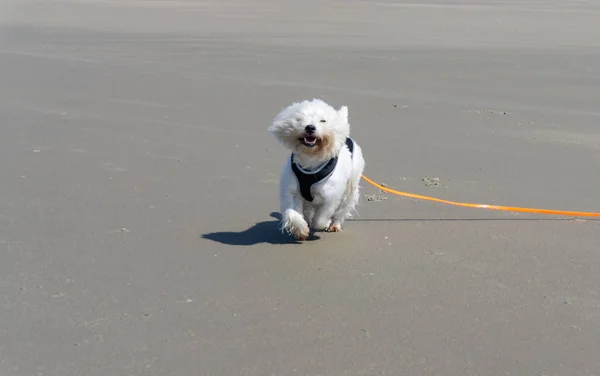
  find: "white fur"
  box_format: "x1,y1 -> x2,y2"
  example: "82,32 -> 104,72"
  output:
268,98 -> 366,240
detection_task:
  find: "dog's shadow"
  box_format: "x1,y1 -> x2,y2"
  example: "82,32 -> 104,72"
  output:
201,212 -> 320,246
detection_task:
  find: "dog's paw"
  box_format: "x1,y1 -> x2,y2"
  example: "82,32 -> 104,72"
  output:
325,223 -> 342,232
286,222 -> 309,241
281,209 -> 310,241
294,227 -> 310,241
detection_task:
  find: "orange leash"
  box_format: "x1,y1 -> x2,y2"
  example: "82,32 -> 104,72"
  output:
361,174 -> 600,218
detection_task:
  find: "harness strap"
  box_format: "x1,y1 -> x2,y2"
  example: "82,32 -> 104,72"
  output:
291,137 -> 354,202
345,137 -> 354,156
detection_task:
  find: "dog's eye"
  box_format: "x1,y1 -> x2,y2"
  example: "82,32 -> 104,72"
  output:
320,119 -> 326,123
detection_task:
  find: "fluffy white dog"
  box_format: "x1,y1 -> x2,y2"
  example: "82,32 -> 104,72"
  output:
268,99 -> 365,241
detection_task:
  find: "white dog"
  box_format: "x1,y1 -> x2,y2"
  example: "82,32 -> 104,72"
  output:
268,99 -> 365,241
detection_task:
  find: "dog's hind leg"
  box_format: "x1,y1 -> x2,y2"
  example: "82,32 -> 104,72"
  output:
327,172 -> 360,232
329,148 -> 365,232
329,180 -> 361,232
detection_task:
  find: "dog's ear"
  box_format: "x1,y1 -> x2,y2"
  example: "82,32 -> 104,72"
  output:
338,106 -> 348,123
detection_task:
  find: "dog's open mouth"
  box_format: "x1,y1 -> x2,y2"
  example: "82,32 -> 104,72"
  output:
301,136 -> 318,147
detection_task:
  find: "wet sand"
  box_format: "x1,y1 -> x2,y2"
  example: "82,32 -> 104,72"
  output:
1,0 -> 600,375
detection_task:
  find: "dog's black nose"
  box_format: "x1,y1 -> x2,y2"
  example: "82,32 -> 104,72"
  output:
305,125 -> 316,134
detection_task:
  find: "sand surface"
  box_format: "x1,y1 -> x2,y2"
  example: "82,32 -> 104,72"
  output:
1,0 -> 600,375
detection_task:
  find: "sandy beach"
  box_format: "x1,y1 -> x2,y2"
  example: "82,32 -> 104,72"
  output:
1,0 -> 600,374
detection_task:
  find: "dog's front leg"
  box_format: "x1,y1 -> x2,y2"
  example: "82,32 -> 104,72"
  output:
303,205 -> 315,228
280,191 -> 309,241
312,199 -> 340,232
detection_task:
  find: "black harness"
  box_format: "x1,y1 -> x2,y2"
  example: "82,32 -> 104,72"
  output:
291,137 -> 355,202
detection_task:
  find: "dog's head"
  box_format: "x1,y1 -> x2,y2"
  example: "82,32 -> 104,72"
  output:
268,98 -> 350,166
